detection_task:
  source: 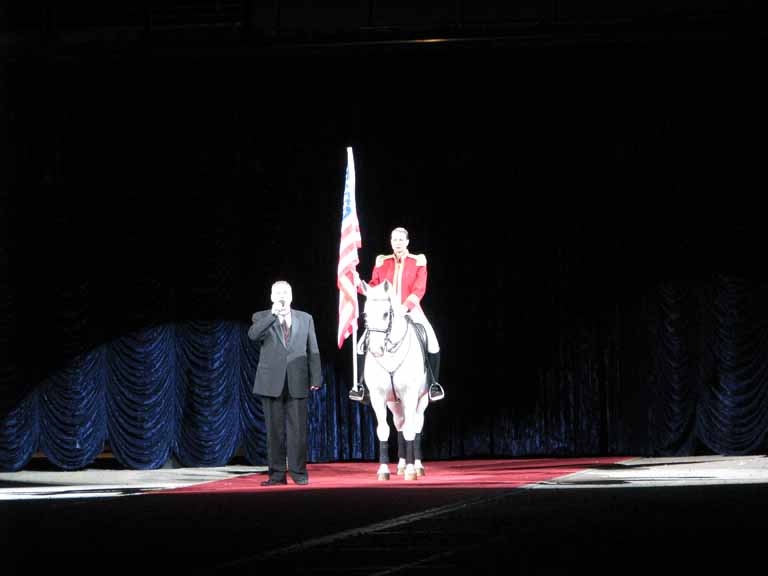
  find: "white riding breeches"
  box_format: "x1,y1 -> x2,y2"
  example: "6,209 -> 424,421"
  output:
406,306 -> 440,354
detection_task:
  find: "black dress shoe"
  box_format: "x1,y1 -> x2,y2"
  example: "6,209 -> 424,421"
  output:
260,478 -> 287,486
292,477 -> 309,485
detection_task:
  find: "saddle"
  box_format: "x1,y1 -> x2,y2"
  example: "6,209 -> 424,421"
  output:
405,317 -> 435,382
360,317 -> 430,376
356,317 -> 437,398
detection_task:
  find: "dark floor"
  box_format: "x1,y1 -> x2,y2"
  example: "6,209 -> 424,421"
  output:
3,456 -> 768,575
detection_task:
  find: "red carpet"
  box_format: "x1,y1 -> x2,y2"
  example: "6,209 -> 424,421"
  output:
164,457 -> 629,494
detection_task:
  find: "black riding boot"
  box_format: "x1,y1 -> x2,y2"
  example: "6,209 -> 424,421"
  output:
349,353 -> 369,404
427,352 -> 444,402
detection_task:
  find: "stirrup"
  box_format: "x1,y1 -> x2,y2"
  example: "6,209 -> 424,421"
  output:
349,384 -> 370,405
428,382 -> 444,402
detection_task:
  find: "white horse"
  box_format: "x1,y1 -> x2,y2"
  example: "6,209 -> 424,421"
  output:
360,280 -> 430,481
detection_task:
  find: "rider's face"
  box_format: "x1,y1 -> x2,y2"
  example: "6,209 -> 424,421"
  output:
390,231 -> 409,259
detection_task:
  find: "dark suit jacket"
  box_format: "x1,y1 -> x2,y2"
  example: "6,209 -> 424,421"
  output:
248,309 -> 322,398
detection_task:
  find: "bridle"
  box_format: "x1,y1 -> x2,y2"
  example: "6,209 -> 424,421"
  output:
364,296 -> 411,352
364,295 -> 413,375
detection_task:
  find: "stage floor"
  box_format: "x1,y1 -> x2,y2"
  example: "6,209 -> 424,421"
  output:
3,454 -> 768,500
3,455 -> 768,574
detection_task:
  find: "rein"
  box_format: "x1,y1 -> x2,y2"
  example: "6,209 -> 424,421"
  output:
364,297 -> 416,398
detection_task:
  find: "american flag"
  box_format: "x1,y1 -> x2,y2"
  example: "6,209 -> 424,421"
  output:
337,147 -> 361,349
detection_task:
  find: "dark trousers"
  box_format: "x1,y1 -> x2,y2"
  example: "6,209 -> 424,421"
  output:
261,382 -> 308,482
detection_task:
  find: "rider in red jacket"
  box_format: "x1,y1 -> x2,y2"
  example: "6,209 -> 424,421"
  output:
350,227 -> 444,403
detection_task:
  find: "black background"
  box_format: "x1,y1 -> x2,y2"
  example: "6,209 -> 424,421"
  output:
2,3 -> 767,448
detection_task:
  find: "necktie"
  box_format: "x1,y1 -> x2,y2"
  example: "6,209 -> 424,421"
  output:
281,320 -> 290,344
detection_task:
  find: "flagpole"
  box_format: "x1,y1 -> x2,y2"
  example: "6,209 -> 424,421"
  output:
338,145 -> 361,394
349,145 -> 358,392
351,323 -> 358,392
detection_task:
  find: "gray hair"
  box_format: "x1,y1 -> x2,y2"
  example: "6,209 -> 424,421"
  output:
390,227 -> 409,239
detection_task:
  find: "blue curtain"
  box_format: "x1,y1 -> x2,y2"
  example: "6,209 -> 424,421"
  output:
107,324 -> 177,469
651,276 -> 768,455
39,348 -> 107,469
4,275 -> 768,471
0,321 -> 380,471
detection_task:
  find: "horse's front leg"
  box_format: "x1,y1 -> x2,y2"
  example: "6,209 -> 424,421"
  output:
395,431 -> 423,477
372,393 -> 392,481
400,397 -> 422,481
397,431 -> 406,476
403,439 -> 418,481
414,433 -> 425,478
377,442 -> 391,481
414,391 -> 429,477
388,403 -> 407,476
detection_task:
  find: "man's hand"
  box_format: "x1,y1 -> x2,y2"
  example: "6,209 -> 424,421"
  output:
310,386 -> 320,391
271,301 -> 289,316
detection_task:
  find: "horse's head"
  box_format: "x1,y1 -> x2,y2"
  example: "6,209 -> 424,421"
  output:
362,280 -> 405,357
361,280 -> 394,332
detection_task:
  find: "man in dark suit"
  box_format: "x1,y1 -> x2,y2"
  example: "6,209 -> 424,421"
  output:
248,280 -> 322,486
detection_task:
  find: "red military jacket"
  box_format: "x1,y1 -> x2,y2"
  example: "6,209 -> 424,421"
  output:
369,252 -> 428,311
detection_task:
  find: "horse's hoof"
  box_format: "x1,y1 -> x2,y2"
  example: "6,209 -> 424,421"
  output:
416,467 -> 425,477
377,472 -> 390,481
397,467 -> 405,476
405,471 -> 418,481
